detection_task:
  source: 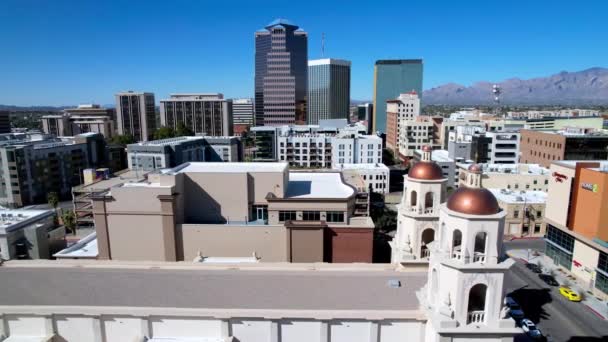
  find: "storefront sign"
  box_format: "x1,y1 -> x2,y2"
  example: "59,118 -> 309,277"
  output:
581,182 -> 599,193
552,172 -> 568,183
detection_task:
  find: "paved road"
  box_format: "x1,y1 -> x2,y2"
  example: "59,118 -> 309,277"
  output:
505,256 -> 608,341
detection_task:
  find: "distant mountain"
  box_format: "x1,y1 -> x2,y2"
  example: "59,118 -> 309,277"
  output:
423,67 -> 608,106
0,105 -> 67,112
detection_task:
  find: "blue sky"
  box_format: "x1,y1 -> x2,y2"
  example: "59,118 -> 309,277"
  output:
0,0 -> 606,106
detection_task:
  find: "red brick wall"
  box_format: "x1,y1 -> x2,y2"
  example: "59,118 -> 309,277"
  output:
325,227 -> 373,263
386,111 -> 398,153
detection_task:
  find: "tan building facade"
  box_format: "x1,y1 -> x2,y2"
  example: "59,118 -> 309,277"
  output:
520,129 -> 608,167
544,160 -> 608,298
457,163 -> 550,191
92,163 -> 374,263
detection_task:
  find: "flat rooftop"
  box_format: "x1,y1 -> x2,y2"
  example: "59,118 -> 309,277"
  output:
0,263 -> 426,314
53,232 -> 98,259
553,160 -> 608,170
76,169 -> 148,191
415,149 -> 453,163
0,209 -> 54,234
334,163 -> 389,171
286,172 -> 354,199
489,189 -> 547,204
171,162 -> 288,174
456,163 -> 549,175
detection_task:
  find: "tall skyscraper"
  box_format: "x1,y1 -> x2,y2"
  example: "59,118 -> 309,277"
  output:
115,91 -> 156,142
307,59 -> 351,125
372,59 -> 423,134
0,111 -> 10,134
159,93 -> 233,137
232,98 -> 254,135
255,19 -> 308,126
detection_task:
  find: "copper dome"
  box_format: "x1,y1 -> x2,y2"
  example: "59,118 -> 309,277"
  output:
446,186 -> 501,215
468,164 -> 483,173
408,161 -> 444,180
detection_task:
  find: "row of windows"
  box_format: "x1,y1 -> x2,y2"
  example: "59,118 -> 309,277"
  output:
546,225 -> 574,252
278,211 -> 344,223
527,137 -> 563,149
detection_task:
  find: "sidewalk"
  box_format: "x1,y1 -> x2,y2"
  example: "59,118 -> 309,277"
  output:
507,248 -> 608,320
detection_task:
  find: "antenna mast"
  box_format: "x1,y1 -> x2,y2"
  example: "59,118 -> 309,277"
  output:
492,84 -> 502,117
321,32 -> 325,58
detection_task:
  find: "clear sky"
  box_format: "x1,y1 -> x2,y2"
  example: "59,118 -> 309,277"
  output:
1,0 -> 606,106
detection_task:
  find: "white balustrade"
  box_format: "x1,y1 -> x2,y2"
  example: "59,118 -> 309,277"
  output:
467,310 -> 485,324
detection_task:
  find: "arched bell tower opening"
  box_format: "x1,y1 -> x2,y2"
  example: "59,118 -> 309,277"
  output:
410,190 -> 418,207
474,231 -> 488,263
467,284 -> 488,324
424,192 -> 434,209
451,229 -> 462,260
420,228 -> 435,258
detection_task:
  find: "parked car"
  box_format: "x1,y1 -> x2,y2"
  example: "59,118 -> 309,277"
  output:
526,263 -> 542,273
559,286 -> 582,302
505,296 -> 524,320
520,318 -> 543,340
539,274 -> 559,286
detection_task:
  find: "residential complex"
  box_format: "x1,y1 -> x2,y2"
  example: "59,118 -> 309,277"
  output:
385,91 -> 422,155
127,136 -> 243,171
159,93 -> 233,137
232,98 -> 255,135
0,208 -> 64,260
544,160 -> 608,298
307,58 -> 351,124
489,189 -> 547,238
91,162 -> 375,263
42,104 -> 115,138
255,19 -> 308,126
457,163 -> 550,191
520,128 -> 608,167
115,91 -> 156,141
0,135 -> 91,207
372,59 -> 423,133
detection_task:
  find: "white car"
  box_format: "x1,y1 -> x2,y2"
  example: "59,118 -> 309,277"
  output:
520,318 -> 543,339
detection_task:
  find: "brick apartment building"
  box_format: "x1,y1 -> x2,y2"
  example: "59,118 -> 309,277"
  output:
520,129 -> 608,167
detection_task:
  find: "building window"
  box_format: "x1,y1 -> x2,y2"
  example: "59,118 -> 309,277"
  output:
537,211 -> 542,219
514,210 -> 519,218
534,224 -> 542,234
303,211 -> 320,221
278,211 -> 296,222
326,211 -> 344,223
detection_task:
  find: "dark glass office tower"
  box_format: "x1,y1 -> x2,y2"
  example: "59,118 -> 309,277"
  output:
372,59 -> 423,133
255,19 -> 308,126
307,59 -> 351,125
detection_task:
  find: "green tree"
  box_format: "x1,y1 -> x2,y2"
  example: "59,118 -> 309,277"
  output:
110,134 -> 135,146
175,122 -> 194,137
153,126 -> 175,140
61,209 -> 77,235
47,192 -> 59,225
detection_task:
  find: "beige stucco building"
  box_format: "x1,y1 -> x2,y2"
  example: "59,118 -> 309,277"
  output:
92,162 -> 374,263
457,163 -> 550,192
489,189 -> 547,238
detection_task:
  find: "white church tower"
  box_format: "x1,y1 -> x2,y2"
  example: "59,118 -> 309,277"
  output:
391,145 -> 446,262
418,164 -> 519,341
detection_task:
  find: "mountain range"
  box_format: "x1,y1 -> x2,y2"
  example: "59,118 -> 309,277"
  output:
422,67 -> 608,106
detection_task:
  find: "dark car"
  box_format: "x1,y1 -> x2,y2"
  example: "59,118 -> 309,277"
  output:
526,263 -> 542,273
539,274 -> 559,286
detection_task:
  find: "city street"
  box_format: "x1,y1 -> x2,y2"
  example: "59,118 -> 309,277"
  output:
504,239 -> 608,341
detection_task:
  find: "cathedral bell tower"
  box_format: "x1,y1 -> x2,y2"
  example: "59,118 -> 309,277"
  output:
418,164 -> 520,341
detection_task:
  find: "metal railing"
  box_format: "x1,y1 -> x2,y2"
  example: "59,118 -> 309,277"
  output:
467,310 -> 485,324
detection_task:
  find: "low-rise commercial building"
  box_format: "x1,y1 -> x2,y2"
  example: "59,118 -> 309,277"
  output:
489,189 -> 547,238
456,163 -> 550,191
160,93 -> 233,137
127,136 -> 243,171
0,209 -> 64,260
544,160 -> 608,298
91,162 -> 375,263
520,128 -> 608,167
